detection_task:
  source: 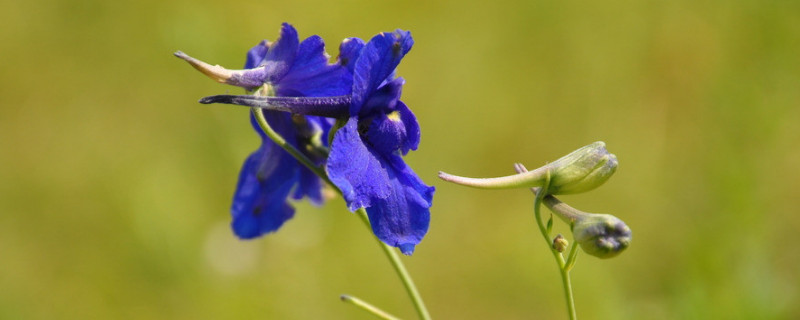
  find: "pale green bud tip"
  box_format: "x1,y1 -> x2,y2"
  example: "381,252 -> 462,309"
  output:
547,141 -> 618,195
437,142 -> 617,194
572,213 -> 631,259
552,234 -> 569,252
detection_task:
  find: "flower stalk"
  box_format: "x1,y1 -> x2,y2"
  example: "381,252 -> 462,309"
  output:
515,163 -> 577,320
177,24 -> 433,319
340,294 -> 401,320
252,106 -> 431,320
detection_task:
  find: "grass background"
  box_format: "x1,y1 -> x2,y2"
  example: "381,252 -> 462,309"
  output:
1,0 -> 798,319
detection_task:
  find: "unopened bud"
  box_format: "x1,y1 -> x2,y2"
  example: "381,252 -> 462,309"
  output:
438,142 -> 617,195
541,196 -> 631,259
546,141 -> 618,194
552,234 -> 569,252
572,213 -> 631,259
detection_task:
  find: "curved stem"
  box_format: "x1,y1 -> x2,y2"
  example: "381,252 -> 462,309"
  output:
564,242 -> 579,272
355,208 -> 432,320
251,107 -> 431,320
515,163 -> 576,320
251,108 -> 334,187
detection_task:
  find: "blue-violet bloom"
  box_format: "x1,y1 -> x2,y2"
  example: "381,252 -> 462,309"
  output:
185,28 -> 435,255
177,23 -> 353,239
325,30 -> 435,255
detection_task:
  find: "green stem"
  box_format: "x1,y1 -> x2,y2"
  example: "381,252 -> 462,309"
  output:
250,108 -> 332,185
355,208 -> 432,320
251,107 -> 431,320
564,242 -> 579,272
533,183 -> 577,320
515,163 -> 576,320
340,294 -> 401,320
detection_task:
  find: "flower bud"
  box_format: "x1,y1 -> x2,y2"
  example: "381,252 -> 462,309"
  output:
552,234 -> 569,253
438,141 -> 617,195
546,141 -> 618,194
572,213 -> 631,259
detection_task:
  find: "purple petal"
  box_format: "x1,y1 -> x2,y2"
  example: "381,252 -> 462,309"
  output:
365,109 -> 408,156
362,77 -> 404,116
338,37 -> 365,72
396,101 -> 420,154
326,117 -> 392,210
351,30 -> 414,114
364,154 -> 434,255
293,164 -> 324,205
248,111 -> 328,204
277,35 -> 352,97
244,40 -> 269,69
230,142 -> 298,239
262,22 -> 299,83
326,117 -> 434,253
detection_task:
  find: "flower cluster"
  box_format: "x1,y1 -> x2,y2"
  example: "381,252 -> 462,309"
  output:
176,23 -> 434,255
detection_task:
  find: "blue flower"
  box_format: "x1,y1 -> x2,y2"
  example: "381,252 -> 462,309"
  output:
326,30 -> 435,255
231,24 -> 363,239
183,28 -> 434,254
177,23 -> 355,239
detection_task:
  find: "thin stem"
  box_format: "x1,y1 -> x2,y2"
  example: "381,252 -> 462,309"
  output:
251,108 -> 334,187
556,262 -> 576,320
515,163 -> 576,320
251,107 -> 431,320
340,295 -> 401,320
355,208 -> 432,320
564,242 -> 579,272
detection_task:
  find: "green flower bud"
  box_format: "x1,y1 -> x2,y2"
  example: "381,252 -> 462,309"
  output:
552,234 -> 569,252
546,141 -> 618,195
540,194 -> 631,259
572,213 -> 631,259
438,141 -> 617,195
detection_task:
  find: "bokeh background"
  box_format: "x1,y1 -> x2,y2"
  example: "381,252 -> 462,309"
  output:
2,0 -> 799,319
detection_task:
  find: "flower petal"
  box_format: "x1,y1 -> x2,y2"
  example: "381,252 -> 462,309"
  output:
351,30 -> 414,115
338,37 -> 365,72
362,77 -> 403,116
277,35 -> 352,97
396,101 -> 420,154
326,117 -> 434,254
230,142 -> 298,239
261,22 -> 299,83
365,109 -> 408,156
326,117 -> 392,210
248,111 -> 328,202
244,40 -> 269,69
364,154 -> 434,255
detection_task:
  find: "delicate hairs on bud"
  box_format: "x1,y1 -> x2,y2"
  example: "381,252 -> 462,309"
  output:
438,141 -> 618,195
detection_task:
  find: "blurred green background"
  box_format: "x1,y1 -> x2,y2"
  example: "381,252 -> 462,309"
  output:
2,0 -> 799,319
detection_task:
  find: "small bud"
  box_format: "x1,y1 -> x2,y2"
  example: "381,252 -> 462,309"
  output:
552,234 -> 569,252
546,141 -> 618,194
438,141 -> 617,195
572,213 -> 631,259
